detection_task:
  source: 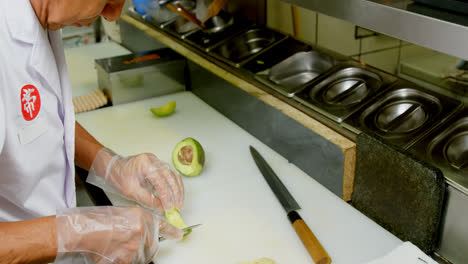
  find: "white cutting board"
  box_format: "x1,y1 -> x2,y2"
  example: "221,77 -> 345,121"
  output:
76,92 -> 401,264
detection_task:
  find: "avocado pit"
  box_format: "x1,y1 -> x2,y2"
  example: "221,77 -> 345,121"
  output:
178,146 -> 193,165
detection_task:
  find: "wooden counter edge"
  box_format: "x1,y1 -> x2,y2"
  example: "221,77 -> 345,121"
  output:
121,15 -> 356,201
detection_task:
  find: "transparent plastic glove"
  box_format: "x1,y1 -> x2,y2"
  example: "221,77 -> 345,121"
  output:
55,206 -> 183,264
87,148 -> 184,214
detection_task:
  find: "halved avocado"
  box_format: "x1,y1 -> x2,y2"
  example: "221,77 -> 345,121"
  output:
172,138 -> 205,177
164,208 -> 192,236
150,100 -> 176,117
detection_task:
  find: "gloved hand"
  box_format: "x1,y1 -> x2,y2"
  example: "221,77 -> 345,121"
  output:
87,148 -> 184,214
55,206 -> 183,264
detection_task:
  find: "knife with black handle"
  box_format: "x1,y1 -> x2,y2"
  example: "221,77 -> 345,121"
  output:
250,146 -> 332,264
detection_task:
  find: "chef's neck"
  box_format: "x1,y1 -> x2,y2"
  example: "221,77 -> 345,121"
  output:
30,0 -> 63,30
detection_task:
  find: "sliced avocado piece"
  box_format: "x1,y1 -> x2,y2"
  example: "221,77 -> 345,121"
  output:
150,100 -> 176,117
172,138 -> 205,177
164,208 -> 192,236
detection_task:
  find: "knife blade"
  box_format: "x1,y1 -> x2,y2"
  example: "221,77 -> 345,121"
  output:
249,146 -> 332,264
158,224 -> 201,242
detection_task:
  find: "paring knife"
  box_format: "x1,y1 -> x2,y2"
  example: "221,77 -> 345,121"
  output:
148,224 -> 201,264
158,224 -> 202,242
249,146 -> 332,264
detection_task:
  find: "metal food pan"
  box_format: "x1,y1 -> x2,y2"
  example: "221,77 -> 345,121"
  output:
409,108 -> 468,194
242,37 -> 311,74
185,14 -> 253,51
208,26 -> 288,68
253,50 -> 337,98
267,51 -> 337,94
294,61 -> 397,122
345,80 -> 463,150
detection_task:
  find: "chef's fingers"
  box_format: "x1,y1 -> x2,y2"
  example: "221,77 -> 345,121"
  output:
147,155 -> 181,210
158,218 -> 183,240
134,188 -> 165,214
146,169 -> 174,211
173,170 -> 185,210
160,168 -> 184,210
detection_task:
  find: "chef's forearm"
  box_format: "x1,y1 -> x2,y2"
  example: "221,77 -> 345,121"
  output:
0,216 -> 57,264
75,121 -> 104,171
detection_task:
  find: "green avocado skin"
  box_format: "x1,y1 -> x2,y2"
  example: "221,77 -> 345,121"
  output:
172,138 -> 205,177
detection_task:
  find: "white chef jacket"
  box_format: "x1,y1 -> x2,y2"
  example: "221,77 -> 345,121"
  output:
0,0 -> 76,221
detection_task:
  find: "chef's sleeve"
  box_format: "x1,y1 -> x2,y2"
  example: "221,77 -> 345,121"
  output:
0,94 -> 5,153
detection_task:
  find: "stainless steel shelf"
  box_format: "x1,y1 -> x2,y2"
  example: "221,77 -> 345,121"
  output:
280,0 -> 468,60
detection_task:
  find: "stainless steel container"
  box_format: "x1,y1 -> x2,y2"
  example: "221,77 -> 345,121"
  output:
294,62 -> 397,122
127,1 -> 196,27
437,185 -> 468,264
185,13 -> 253,51
410,108 -> 468,193
208,26 -> 287,67
252,50 -> 337,97
345,80 -> 463,150
242,37 -> 311,74
203,10 -> 234,34
269,51 -> 337,96
407,108 -> 468,264
95,49 -> 186,105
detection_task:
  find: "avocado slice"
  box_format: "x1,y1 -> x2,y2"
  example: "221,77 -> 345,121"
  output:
164,208 -> 192,236
150,100 -> 176,117
172,138 -> 205,177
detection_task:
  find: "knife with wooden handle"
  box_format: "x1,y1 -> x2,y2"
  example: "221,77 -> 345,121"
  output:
249,146 -> 332,264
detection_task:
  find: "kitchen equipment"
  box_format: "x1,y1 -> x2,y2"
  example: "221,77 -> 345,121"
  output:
163,18 -> 199,37
408,108 -> 468,263
185,13 -> 252,51
242,38 -> 311,74
410,108 -> 468,195
131,0 -> 197,25
65,42 -> 132,112
159,224 -> 202,242
437,185 -> 468,264
209,27 -> 287,67
76,91 -> 402,264
95,48 -> 186,105
205,0 -> 230,21
202,10 -> 234,34
254,51 -> 337,98
352,133 -> 445,254
166,3 -> 206,29
250,146 -> 331,264
157,0 -> 196,25
345,80 -> 463,150
295,62 -> 397,123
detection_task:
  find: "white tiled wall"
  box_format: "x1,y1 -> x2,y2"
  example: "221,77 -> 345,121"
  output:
360,48 -> 400,74
265,0 -> 444,75
317,14 -> 360,56
297,7 -> 316,44
266,0 -> 293,35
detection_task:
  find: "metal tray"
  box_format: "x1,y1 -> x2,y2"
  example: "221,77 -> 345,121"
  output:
208,26 -> 288,67
268,51 -> 336,95
410,108 -> 468,194
346,80 -> 464,150
161,17 -> 200,39
242,37 -> 311,74
294,61 -> 397,122
184,14 -> 253,51
127,1 -> 195,28
253,50 -> 337,98
294,62 -> 396,123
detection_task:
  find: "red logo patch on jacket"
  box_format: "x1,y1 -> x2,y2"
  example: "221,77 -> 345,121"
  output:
20,85 -> 41,121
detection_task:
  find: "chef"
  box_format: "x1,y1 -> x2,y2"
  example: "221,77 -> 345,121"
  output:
0,0 -> 185,263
